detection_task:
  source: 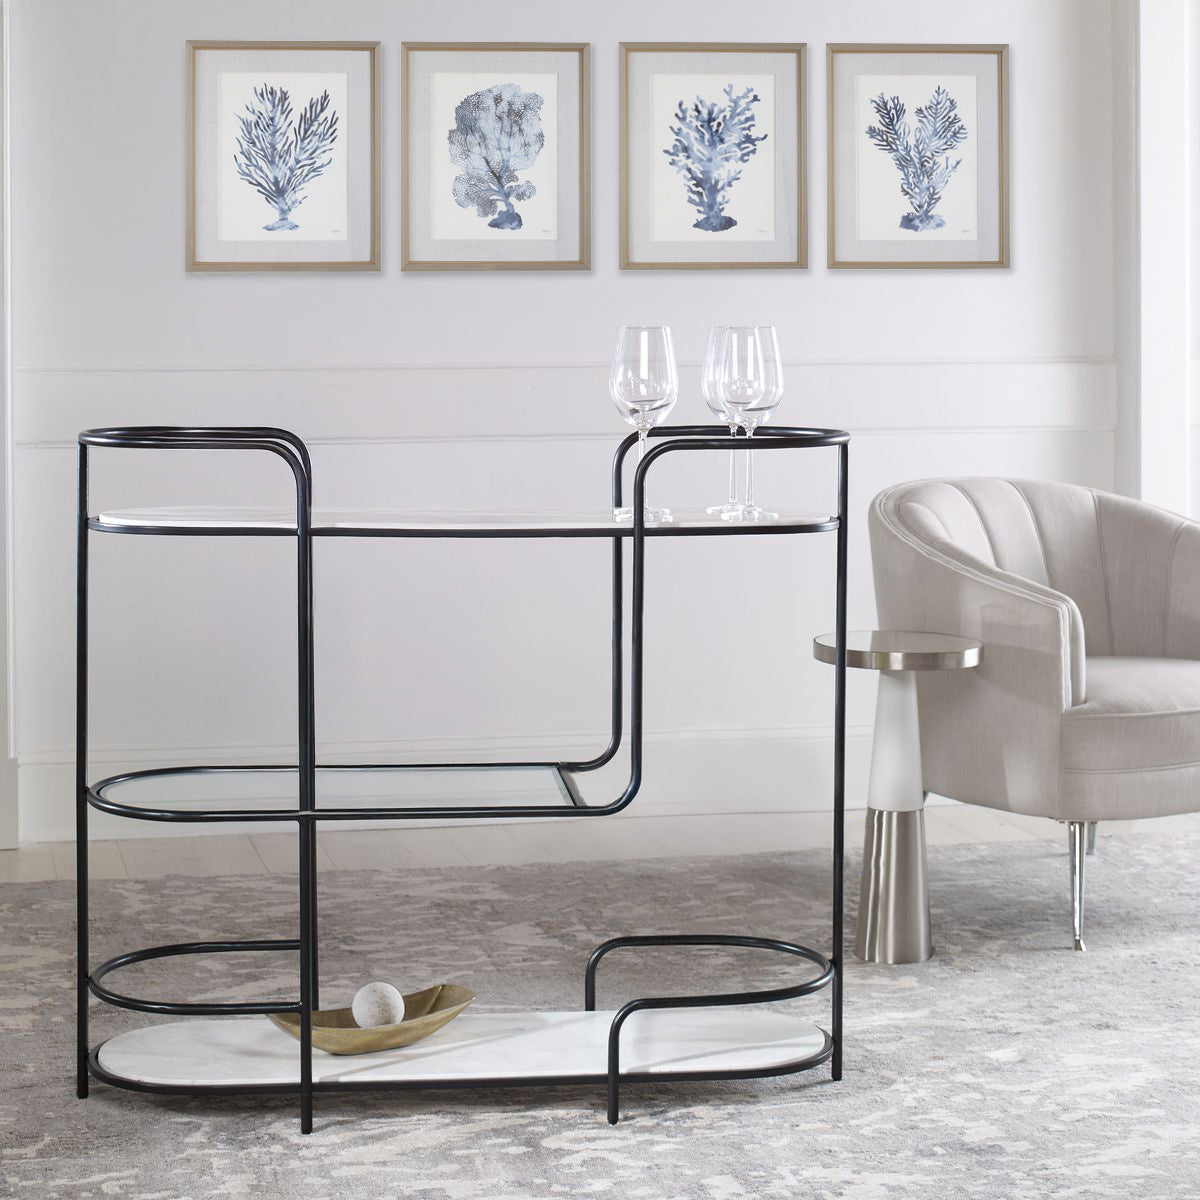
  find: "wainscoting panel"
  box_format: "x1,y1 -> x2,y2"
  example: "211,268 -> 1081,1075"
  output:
15,361 -> 1114,842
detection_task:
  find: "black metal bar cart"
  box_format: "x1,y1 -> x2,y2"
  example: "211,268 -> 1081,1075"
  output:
75,424 -> 850,1132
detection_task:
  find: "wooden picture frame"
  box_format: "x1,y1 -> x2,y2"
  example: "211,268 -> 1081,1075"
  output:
401,42 -> 590,271
827,44 -> 1009,269
620,43 -> 806,270
188,41 -> 381,272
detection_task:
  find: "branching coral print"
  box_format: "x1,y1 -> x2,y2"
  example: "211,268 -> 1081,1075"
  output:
664,85 -> 768,232
865,86 -> 968,231
448,84 -> 545,231
234,85 -> 339,231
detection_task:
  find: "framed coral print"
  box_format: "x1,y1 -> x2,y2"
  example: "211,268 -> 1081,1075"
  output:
620,43 -> 806,270
827,44 -> 1009,269
401,43 -> 590,271
188,41 -> 380,271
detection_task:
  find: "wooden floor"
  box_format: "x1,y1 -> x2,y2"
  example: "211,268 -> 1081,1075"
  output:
4,806 -> 1200,883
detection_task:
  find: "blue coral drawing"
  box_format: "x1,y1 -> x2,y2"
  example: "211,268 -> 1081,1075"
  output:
664,85 -> 768,232
448,84 -> 545,231
865,86 -> 968,232
233,85 -> 339,231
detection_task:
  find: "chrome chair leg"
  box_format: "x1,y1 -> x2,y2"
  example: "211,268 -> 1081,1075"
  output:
1068,821 -> 1087,951
1086,820 -> 1097,856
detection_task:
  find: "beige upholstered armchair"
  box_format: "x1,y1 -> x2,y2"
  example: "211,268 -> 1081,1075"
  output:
870,478 -> 1200,949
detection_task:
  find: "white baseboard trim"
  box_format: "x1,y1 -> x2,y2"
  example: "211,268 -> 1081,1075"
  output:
0,757 -> 18,849
19,726 -> 877,842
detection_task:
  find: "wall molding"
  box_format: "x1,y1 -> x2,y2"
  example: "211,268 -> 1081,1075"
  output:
16,358 -> 1119,446
18,356 -> 1119,375
17,426 -> 1117,451
22,721 -> 876,767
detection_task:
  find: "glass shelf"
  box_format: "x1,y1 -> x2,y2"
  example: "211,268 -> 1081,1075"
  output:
90,763 -> 594,823
91,506 -> 836,537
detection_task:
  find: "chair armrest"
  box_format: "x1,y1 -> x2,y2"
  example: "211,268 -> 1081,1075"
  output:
871,495 -> 1084,707
1094,492 -> 1200,660
1167,522 -> 1200,658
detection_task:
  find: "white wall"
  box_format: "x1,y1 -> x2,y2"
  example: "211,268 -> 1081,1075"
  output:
1135,0 -> 1191,514
0,0 -> 16,846
1190,0 -> 1200,516
1112,0 -> 1140,501
9,0 -> 1117,842
1113,0 -> 1193,514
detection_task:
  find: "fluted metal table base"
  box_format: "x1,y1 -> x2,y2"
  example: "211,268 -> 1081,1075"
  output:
855,808 -> 933,964
813,632 -> 981,968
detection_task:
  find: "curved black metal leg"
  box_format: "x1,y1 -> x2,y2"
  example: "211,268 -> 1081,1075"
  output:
607,1014 -> 625,1123
589,934 -> 836,1124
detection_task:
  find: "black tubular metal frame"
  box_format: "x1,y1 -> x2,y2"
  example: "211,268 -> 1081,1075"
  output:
75,423 -> 850,1131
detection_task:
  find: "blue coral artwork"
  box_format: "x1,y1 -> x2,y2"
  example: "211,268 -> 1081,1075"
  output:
665,85 -> 768,232
234,85 -> 339,231
449,84 -> 544,230
856,74 -> 978,241
651,73 -> 776,243
866,86 -> 967,231
432,72 -> 559,241
219,72 -> 350,242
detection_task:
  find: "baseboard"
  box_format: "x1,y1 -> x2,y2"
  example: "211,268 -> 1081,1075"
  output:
0,757 -> 18,849
18,727 -> 875,842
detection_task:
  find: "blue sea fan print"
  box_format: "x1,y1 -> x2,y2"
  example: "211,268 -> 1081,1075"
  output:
234,84 -> 339,231
448,84 -> 545,231
664,85 -> 768,232
865,86 -> 968,231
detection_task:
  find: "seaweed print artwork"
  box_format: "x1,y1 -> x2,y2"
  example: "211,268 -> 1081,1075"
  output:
865,86 -> 968,231
234,85 -> 339,231
448,84 -> 545,231
664,85 -> 768,232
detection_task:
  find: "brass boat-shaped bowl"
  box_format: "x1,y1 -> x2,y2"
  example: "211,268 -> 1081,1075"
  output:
267,983 -> 475,1055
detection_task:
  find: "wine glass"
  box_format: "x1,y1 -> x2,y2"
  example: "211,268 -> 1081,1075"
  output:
713,327 -> 764,523
734,326 -> 783,522
702,326 -> 742,518
609,325 -> 678,523
714,327 -> 780,523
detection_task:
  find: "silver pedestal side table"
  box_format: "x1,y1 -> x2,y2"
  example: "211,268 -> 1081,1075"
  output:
813,631 -> 983,964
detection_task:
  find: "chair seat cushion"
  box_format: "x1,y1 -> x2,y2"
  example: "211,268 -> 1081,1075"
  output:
1061,656 -> 1200,772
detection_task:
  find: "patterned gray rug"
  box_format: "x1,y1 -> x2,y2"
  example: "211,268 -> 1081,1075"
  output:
3,831 -> 1199,1199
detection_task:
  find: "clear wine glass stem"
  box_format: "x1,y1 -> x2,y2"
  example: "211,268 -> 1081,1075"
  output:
726,425 -> 738,506
636,427 -> 650,513
745,431 -> 755,508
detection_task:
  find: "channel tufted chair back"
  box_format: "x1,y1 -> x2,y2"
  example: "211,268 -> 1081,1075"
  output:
883,479 -> 1200,674
870,478 -> 1200,948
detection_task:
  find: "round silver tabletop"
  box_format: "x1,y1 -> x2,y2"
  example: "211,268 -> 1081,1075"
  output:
812,630 -> 983,672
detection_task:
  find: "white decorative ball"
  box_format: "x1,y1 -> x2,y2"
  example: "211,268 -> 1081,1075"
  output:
351,982 -> 406,1028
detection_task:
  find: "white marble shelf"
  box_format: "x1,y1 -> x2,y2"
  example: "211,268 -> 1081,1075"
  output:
97,1008 -> 830,1088
92,506 -> 834,536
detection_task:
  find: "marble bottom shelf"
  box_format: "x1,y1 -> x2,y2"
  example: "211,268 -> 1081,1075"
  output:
97,1008 -> 831,1089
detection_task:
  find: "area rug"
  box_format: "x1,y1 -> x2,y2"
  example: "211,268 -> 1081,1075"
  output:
3,831 -> 1199,1199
